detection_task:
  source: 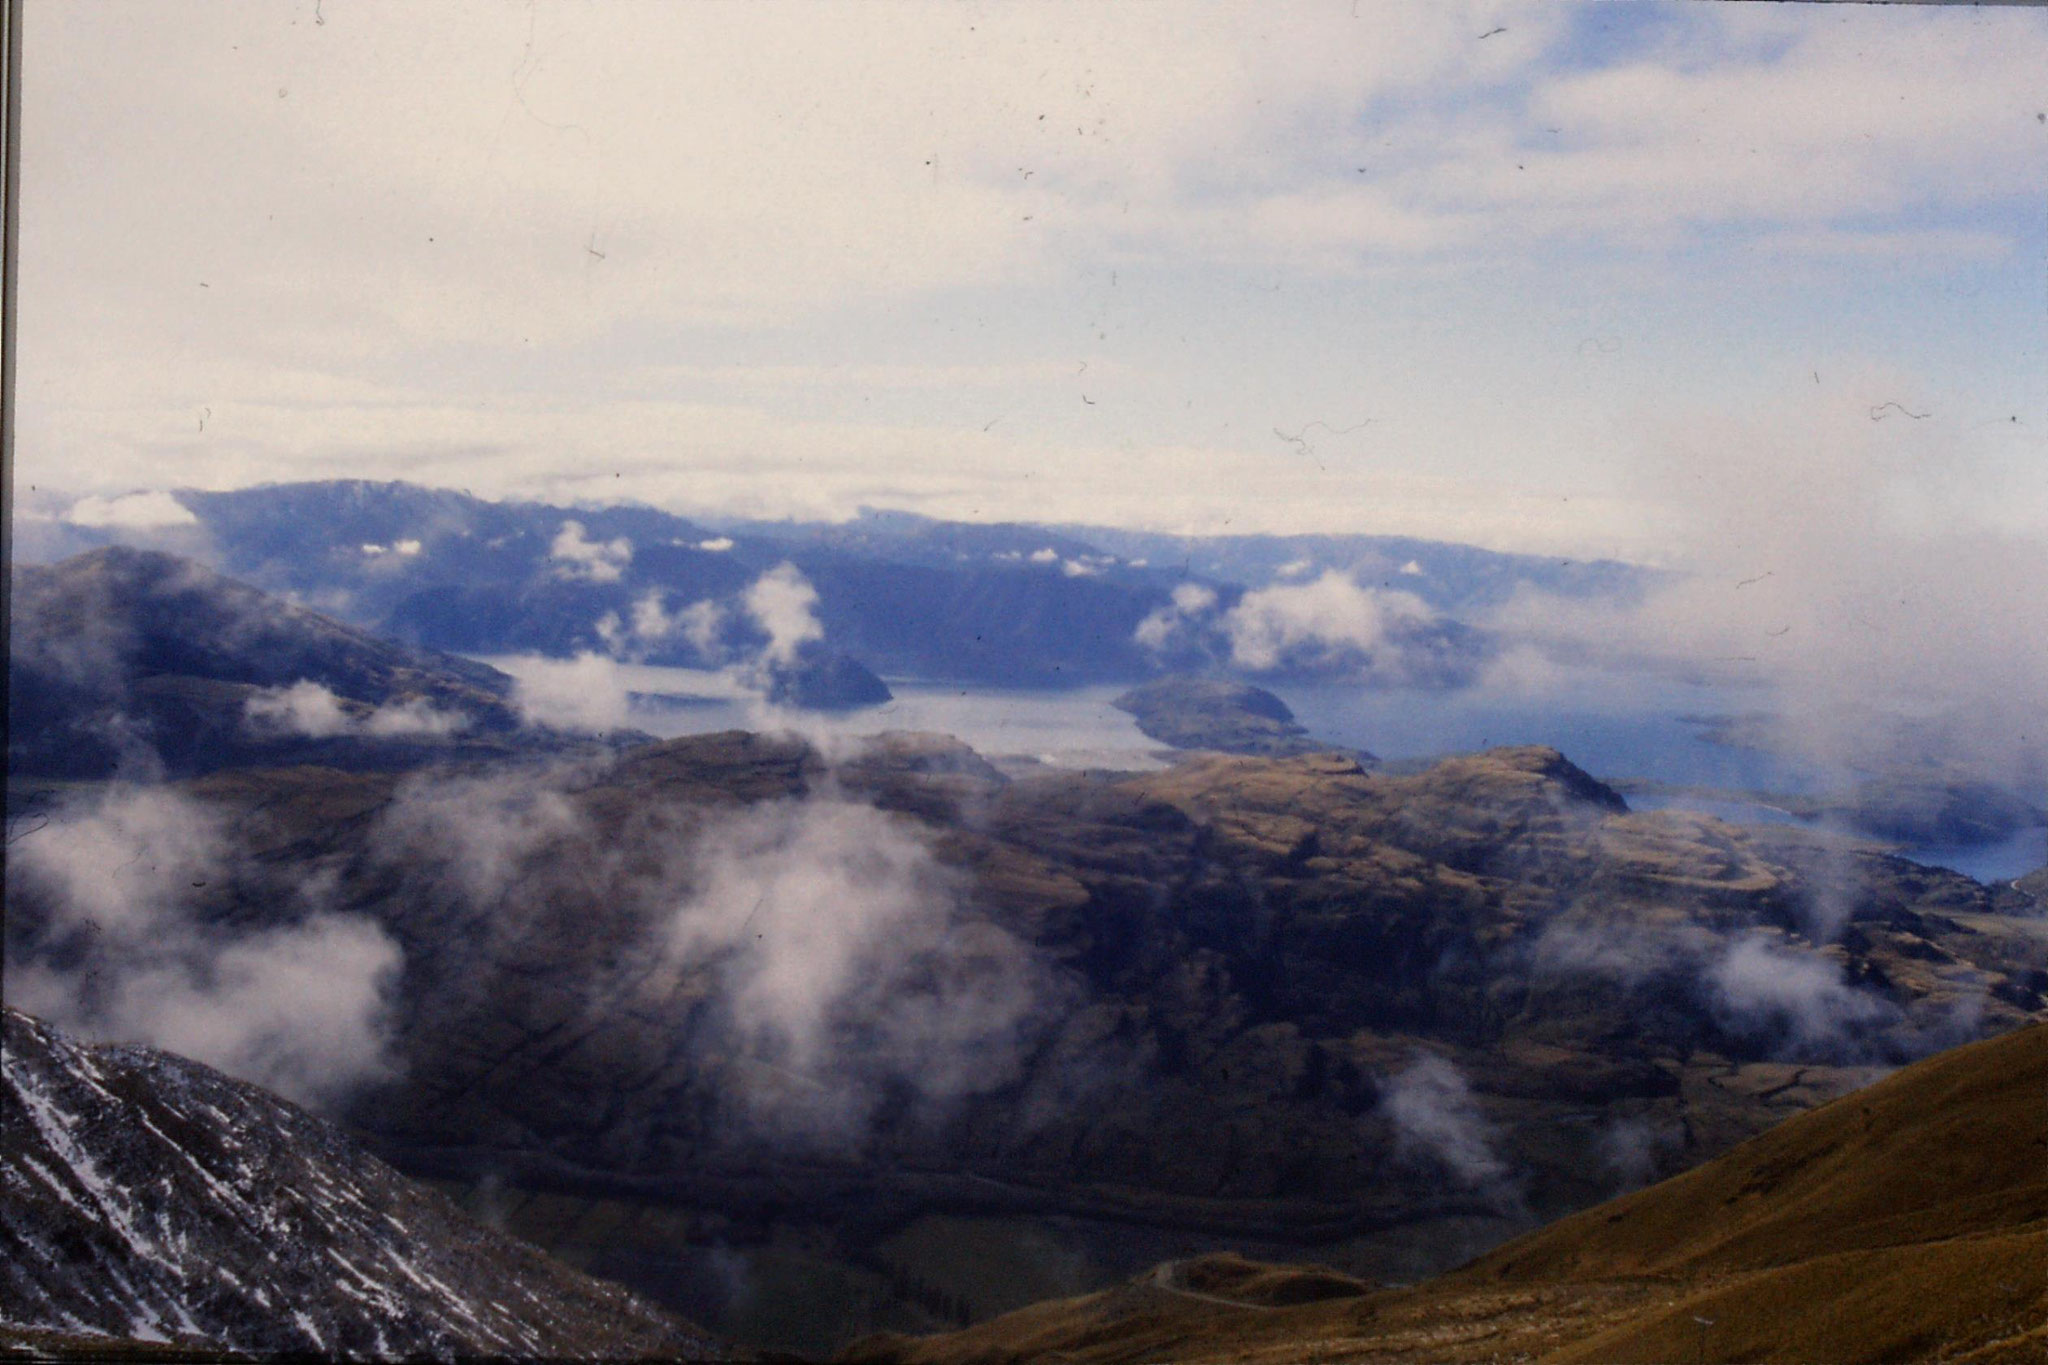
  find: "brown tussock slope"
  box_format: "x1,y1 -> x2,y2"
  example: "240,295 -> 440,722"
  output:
842,1022 -> 2048,1365
1469,1017 -> 2048,1282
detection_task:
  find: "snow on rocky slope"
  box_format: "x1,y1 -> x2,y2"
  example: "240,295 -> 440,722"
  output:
0,1006 -> 722,1359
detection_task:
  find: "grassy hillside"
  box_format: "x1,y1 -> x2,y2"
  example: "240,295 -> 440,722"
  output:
843,1021 -> 2048,1364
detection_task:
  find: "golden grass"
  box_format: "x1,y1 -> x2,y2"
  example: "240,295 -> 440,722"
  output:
841,1024 -> 2048,1365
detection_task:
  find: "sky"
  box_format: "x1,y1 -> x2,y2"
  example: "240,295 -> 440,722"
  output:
13,0 -> 2048,561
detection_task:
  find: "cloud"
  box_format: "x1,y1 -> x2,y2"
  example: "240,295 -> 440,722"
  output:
657,797 -> 1049,1143
549,520 -> 633,583
596,590 -> 731,667
243,679 -> 471,739
743,563 -> 825,667
1484,378 -> 2048,785
1224,572 -> 1436,672
1705,932 -> 1898,1056
1596,1115 -> 1681,1191
1529,919 -> 1709,988
64,491 -> 197,529
679,600 -> 728,659
1379,1052 -> 1512,1191
502,652 -> 635,732
360,696 -> 471,738
1133,582 -> 1218,651
1529,913 -> 1920,1063
361,538 -> 423,557
698,537 -> 735,553
360,760 -> 1056,1149
1131,571 -> 1482,684
246,678 -> 354,738
3,786 -> 402,1110
373,768 -> 587,908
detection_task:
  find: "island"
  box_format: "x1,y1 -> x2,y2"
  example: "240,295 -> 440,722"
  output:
1112,674 -> 1365,759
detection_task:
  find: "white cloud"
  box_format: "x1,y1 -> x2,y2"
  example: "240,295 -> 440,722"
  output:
64,491 -> 197,529
549,520 -> 632,583
243,679 -> 470,740
4,786 -> 402,1110
1483,376 -> 2048,780
1134,581 -> 1219,651
1223,571 -> 1437,674
680,600 -> 728,659
360,696 -> 469,738
246,679 -> 353,738
659,798 -> 1047,1140
1707,934 -> 1897,1055
1380,1052 -> 1511,1191
501,652 -> 635,732
743,564 -> 825,667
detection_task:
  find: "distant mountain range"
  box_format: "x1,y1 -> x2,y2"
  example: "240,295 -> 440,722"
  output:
0,1006 -> 721,1360
21,480 -> 1651,688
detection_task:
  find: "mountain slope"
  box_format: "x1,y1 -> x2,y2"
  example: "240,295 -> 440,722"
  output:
8,546 -> 552,777
842,1020 -> 2048,1364
17,731 -> 2037,1349
0,1006 -> 722,1360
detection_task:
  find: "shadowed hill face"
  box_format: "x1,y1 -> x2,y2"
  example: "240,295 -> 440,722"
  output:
8,547 -> 544,777
839,1022 -> 2048,1365
0,1006 -> 722,1361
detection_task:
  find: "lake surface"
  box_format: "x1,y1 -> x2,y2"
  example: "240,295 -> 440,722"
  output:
482,656 -> 2045,884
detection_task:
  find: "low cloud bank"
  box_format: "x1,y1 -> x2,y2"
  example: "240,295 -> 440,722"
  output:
4,786 -> 403,1110
598,591 -> 727,664
65,491 -> 199,530
244,679 -> 470,740
362,762 -> 1055,1149
1527,914 -> 1982,1064
1224,572 -> 1439,675
1483,385 -> 2048,792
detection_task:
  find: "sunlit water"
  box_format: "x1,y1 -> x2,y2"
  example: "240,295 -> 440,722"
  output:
481,656 -> 2045,885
